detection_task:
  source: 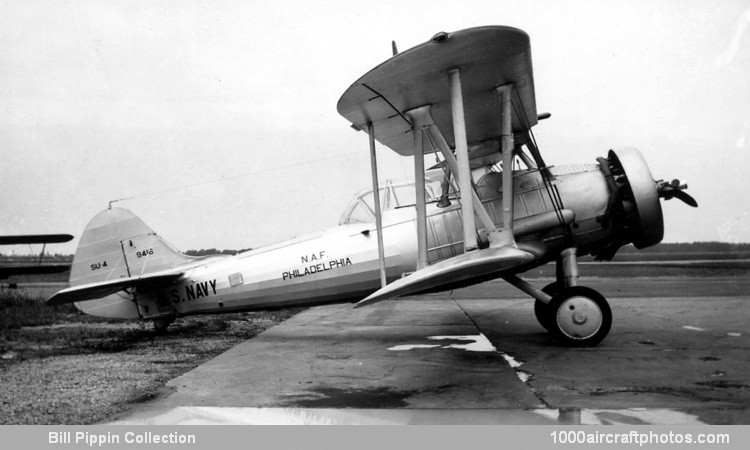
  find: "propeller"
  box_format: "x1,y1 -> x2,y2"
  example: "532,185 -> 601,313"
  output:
656,179 -> 698,207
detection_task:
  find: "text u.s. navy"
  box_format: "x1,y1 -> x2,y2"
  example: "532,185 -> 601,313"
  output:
49,431 -> 196,446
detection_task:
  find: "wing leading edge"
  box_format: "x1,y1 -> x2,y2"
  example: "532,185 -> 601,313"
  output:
356,246 -> 534,307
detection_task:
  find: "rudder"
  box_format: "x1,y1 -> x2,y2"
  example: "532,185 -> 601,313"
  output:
70,208 -> 194,287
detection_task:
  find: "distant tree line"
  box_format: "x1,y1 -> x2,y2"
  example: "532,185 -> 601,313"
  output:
3,242 -> 748,260
618,242 -> 750,253
184,248 -> 253,256
0,249 -> 252,260
0,253 -> 73,262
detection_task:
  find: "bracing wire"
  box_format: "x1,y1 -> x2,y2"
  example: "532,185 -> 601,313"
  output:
510,86 -> 573,243
425,129 -> 461,206
108,150 -> 361,208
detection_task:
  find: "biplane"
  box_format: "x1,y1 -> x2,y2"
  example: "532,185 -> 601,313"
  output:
47,26 -> 695,346
0,234 -> 73,279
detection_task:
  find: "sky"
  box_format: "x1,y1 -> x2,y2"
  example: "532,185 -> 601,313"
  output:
1,0 -> 749,255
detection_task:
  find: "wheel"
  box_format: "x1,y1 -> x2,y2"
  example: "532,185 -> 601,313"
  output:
534,282 -> 561,331
548,286 -> 612,347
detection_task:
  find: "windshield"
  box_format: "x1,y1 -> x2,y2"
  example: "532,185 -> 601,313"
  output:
339,174 -> 452,225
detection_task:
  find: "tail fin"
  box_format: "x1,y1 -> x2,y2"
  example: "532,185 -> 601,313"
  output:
70,207 -> 194,288
53,208 -> 193,318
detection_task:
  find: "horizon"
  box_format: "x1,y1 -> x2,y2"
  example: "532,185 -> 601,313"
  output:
3,241 -> 750,258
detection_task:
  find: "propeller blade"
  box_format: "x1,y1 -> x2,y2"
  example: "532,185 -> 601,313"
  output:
671,189 -> 698,207
656,179 -> 697,207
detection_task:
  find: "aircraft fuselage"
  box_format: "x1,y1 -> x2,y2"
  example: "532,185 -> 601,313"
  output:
75,160 -> 629,323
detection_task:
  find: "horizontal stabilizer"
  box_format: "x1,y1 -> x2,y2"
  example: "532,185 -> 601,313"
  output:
46,271 -> 183,306
355,246 -> 534,308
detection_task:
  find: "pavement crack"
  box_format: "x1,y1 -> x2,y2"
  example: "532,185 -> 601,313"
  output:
450,298 -> 550,408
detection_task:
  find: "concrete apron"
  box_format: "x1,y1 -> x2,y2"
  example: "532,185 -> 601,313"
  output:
112,299 -> 555,424
112,294 -> 737,425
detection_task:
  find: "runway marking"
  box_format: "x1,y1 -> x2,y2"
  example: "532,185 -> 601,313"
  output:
387,344 -> 441,351
500,353 -> 523,368
728,332 -> 742,337
386,335 -> 533,386
427,335 -> 497,352
683,326 -> 705,331
500,353 -> 533,384
516,371 -> 532,383
387,334 -> 497,352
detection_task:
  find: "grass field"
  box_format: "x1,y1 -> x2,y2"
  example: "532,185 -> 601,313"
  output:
0,304 -> 303,424
0,289 -> 302,356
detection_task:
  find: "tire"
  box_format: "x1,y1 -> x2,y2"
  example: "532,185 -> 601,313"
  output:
548,286 -> 612,347
534,282 -> 562,331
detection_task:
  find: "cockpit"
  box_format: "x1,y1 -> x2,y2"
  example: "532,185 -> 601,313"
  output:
338,164 -> 513,225
339,171 -> 451,225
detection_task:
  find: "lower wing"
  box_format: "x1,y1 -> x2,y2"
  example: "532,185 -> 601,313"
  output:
356,245 -> 534,307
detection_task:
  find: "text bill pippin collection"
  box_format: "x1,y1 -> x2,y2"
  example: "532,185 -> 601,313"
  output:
49,431 -> 196,446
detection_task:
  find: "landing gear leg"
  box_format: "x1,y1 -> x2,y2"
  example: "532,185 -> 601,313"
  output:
536,248 -> 612,346
558,247 -> 579,288
533,248 -> 575,331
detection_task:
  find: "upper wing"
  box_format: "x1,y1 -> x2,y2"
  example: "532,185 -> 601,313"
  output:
46,271 -> 183,306
336,26 -> 537,157
0,234 -> 73,245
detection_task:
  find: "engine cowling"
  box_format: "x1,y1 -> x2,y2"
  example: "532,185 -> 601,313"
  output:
594,147 -> 696,260
606,147 -> 664,249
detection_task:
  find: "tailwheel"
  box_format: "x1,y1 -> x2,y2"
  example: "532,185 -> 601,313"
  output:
534,282 -> 561,331
153,316 -> 176,333
548,286 -> 612,347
